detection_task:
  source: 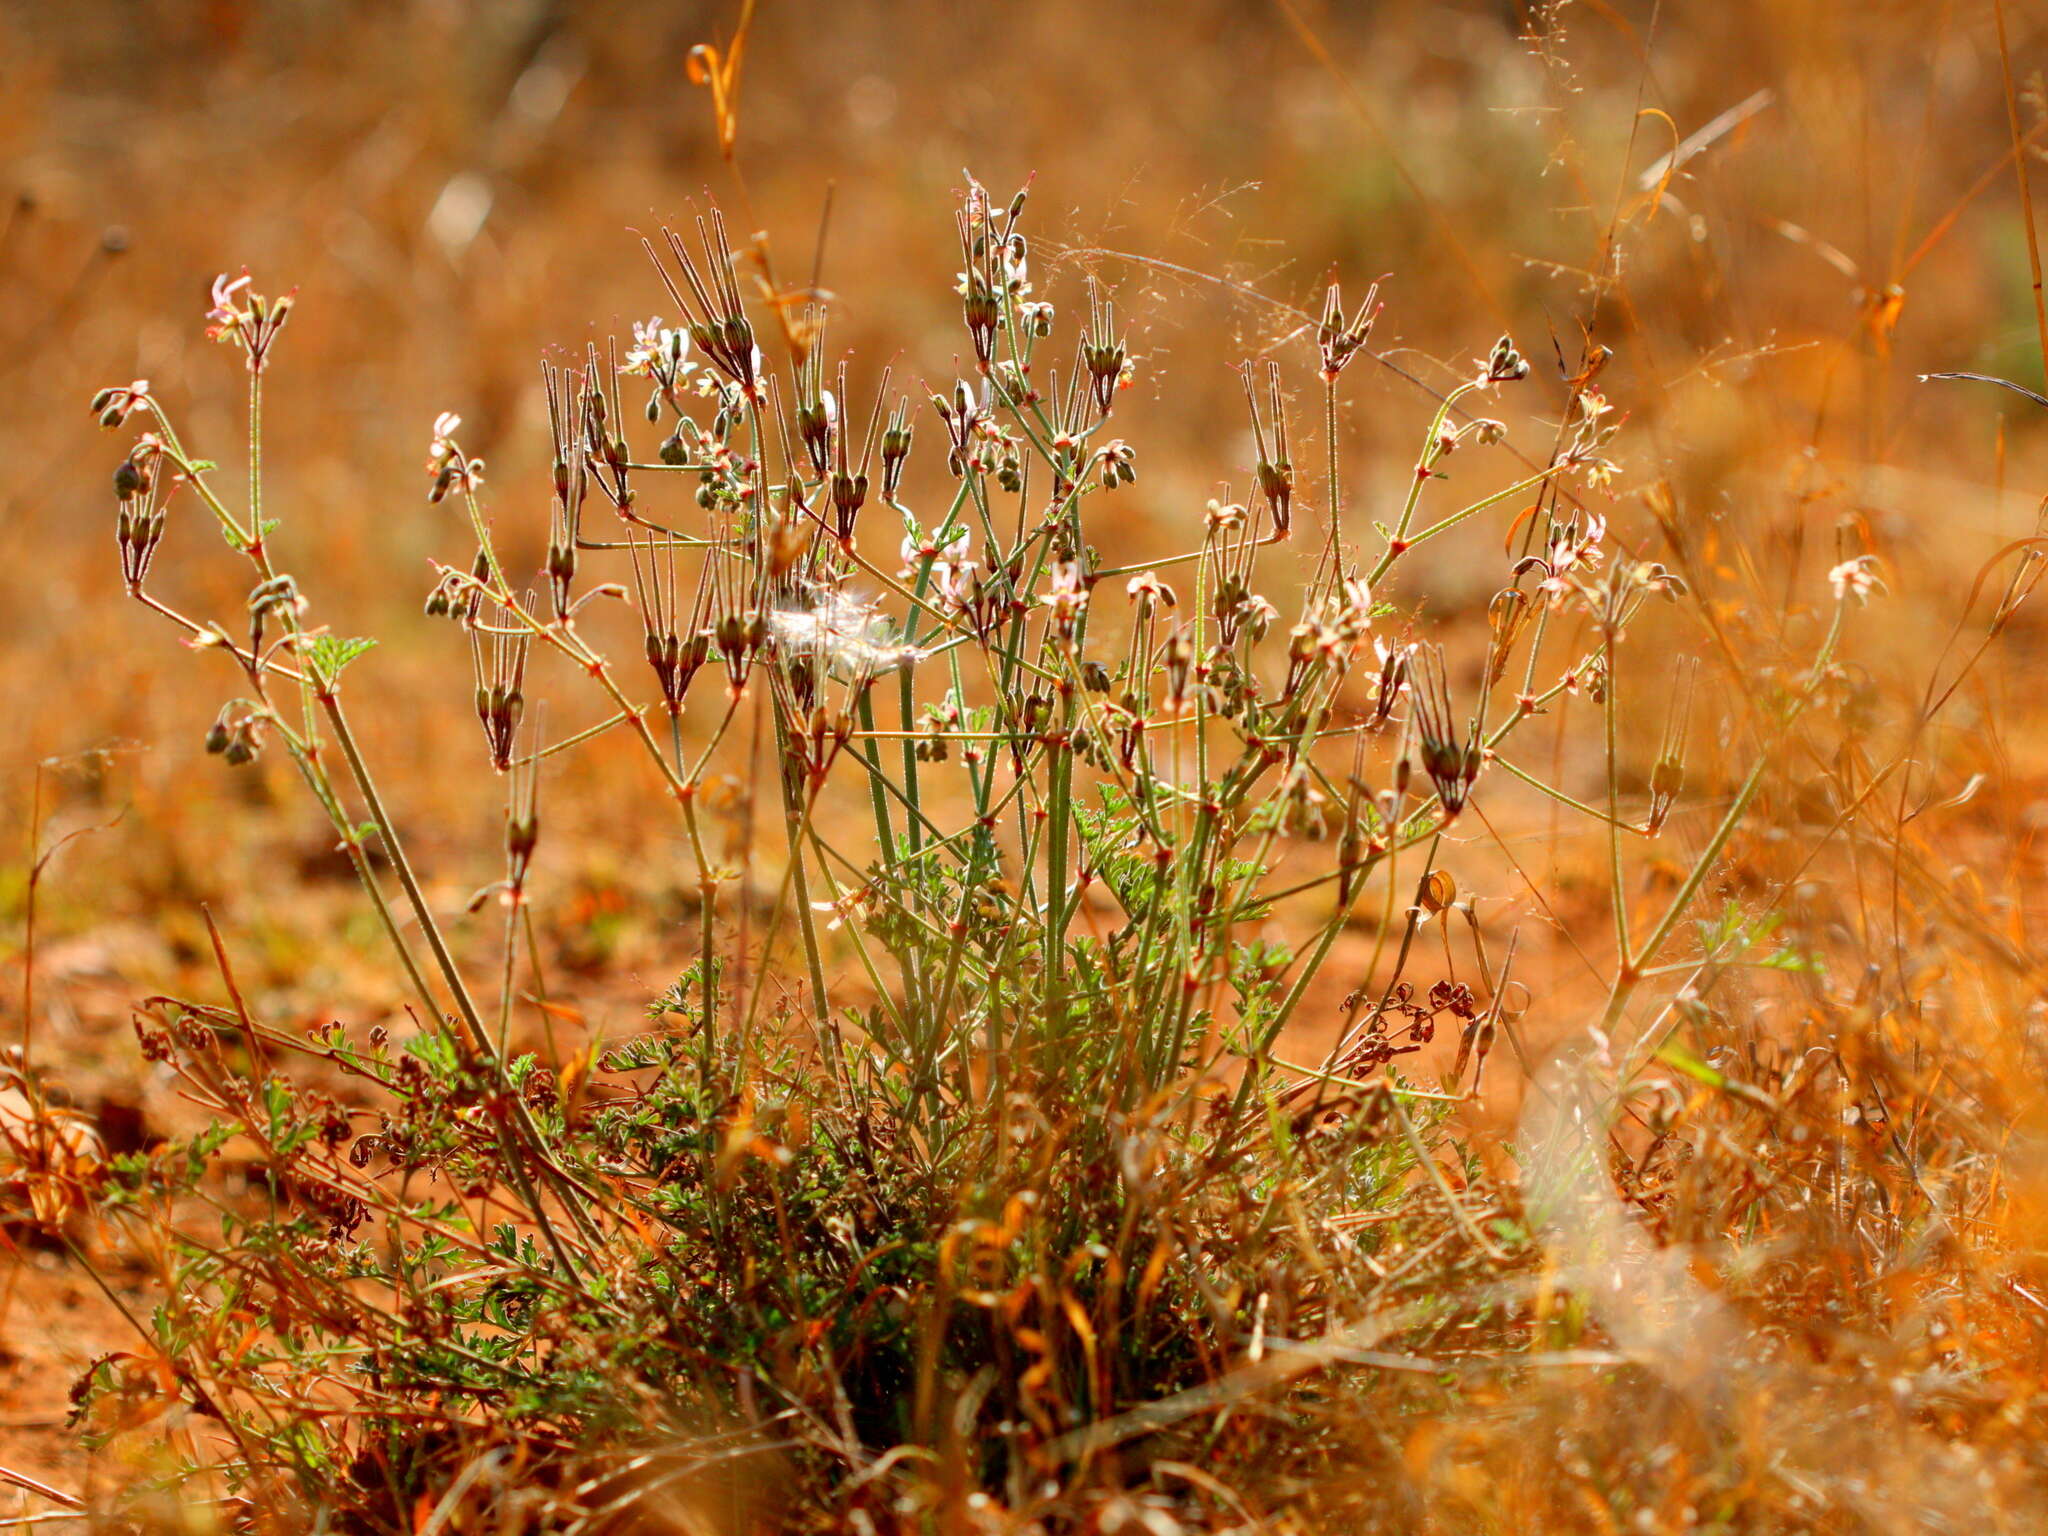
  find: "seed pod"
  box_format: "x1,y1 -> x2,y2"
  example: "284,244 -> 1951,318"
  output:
880,405 -> 913,500
1316,279 -> 1381,378
1411,646 -> 1480,819
1080,281 -> 1127,419
1644,656 -> 1698,835
1485,335 -> 1530,383
222,719 -> 261,766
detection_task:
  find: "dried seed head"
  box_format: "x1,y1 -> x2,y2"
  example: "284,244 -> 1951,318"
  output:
546,535 -> 578,621
244,575 -> 306,655
1317,278 -> 1382,379
114,448 -> 175,593
793,312 -> 835,476
1244,362 -> 1294,539
1483,334 -> 1531,385
1484,586 -> 1533,687
1370,639 -> 1413,729
650,211 -> 760,395
1161,626 -> 1196,713
506,809 -> 539,886
1411,646 -> 1480,819
880,399 -> 914,500
219,716 -> 263,767
767,589 -> 919,678
117,507 -> 167,593
1645,656 -> 1698,836
1081,281 -> 1128,420
470,622 -> 531,772
934,381 -> 984,478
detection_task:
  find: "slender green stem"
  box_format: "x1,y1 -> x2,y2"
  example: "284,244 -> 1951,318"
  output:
1601,622 -> 1631,975
319,694 -> 490,1049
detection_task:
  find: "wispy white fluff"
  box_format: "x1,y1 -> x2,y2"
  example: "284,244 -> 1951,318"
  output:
767,590 -> 922,674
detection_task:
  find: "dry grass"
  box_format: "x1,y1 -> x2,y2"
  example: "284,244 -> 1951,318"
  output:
5,2 -> 2048,1531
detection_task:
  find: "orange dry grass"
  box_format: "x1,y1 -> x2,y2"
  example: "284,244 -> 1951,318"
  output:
2,2 -> 2048,1530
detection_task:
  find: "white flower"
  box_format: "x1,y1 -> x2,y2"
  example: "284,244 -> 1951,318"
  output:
935,558 -> 982,613
205,271 -> 253,341
1829,556 -> 1883,604
426,412 -> 483,501
623,318 -> 696,384
1042,559 -> 1089,638
1336,576 -> 1374,631
1126,571 -> 1176,606
899,525 -> 971,578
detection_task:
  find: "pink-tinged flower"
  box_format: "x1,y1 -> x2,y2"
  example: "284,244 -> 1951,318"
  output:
203,269 -> 295,372
1126,571 -> 1177,607
205,271 -> 253,342
430,412 -> 463,459
622,318 -> 695,386
934,557 -> 982,615
898,525 -> 970,578
1532,513 -> 1608,603
1042,559 -> 1089,640
426,412 -> 484,503
808,887 -> 873,933
1336,576 -> 1374,631
1094,437 -> 1136,490
1829,555 -> 1883,604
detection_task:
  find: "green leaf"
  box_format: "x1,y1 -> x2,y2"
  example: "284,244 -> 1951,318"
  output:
1653,1038 -> 1725,1089
1758,945 -> 1821,973
304,635 -> 378,687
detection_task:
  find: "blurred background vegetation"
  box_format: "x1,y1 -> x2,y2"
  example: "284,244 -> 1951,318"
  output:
6,0 -> 2048,1513
5,0 -> 2046,1070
